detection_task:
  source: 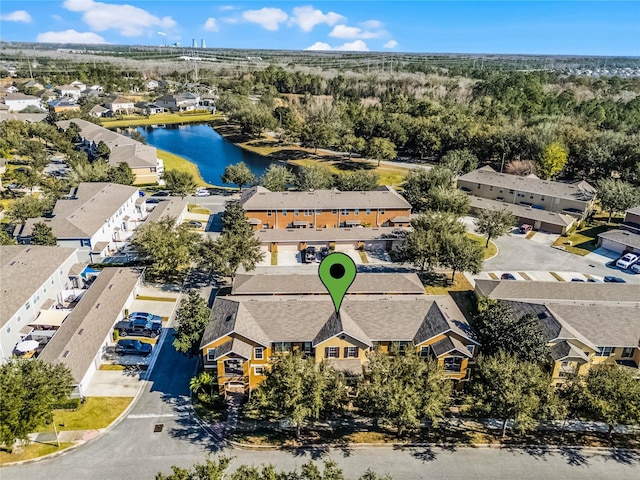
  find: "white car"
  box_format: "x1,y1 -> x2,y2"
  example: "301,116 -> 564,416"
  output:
194,188 -> 210,197
631,263 -> 640,274
616,253 -> 639,270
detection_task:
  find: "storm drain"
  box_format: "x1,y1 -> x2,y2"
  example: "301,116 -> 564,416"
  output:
154,424 -> 164,433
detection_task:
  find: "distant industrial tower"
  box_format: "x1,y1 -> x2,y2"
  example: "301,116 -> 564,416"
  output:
201,39 -> 206,49
192,38 -> 197,48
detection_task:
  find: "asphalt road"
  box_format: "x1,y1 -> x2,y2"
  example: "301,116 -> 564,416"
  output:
3,332 -> 639,479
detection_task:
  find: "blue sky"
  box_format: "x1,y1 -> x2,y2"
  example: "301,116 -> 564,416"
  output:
1,1 -> 638,55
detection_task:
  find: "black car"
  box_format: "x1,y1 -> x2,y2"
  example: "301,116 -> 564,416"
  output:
320,247 -> 330,259
152,190 -> 169,197
501,273 -> 516,280
304,246 -> 317,263
115,339 -> 152,356
603,276 -> 626,283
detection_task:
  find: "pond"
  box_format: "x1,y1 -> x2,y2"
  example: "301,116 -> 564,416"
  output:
134,124 -> 274,186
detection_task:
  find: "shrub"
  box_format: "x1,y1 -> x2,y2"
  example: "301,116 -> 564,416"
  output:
51,398 -> 81,411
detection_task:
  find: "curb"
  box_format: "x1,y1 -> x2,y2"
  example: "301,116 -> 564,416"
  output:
225,437 -> 640,454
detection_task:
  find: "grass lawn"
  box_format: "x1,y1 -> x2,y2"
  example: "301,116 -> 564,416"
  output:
465,232 -> 498,260
101,112 -> 221,128
424,272 -> 474,295
552,224 -> 616,256
0,442 -> 74,465
135,295 -> 177,302
157,149 -> 211,188
43,397 -> 132,432
187,205 -> 211,215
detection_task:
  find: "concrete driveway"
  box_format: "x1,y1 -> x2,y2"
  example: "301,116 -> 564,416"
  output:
85,369 -> 144,397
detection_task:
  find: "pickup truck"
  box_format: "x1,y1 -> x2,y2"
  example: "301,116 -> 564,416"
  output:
114,318 -> 162,338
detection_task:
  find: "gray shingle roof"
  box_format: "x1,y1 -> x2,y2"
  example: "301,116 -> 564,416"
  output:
597,229 -> 640,250
241,186 -> 412,210
468,195 -> 576,227
313,311 -> 373,348
200,295 -> 476,349
231,273 -> 425,295
626,206 -> 640,216
38,267 -> 141,383
458,166 -> 596,202
21,183 -> 139,240
0,246 -> 78,328
2,93 -> 39,101
550,340 -> 590,362
144,198 -> 188,223
430,336 -> 472,357
56,119 -> 157,169
213,337 -> 253,360
547,303 -> 640,348
475,279 -> 640,305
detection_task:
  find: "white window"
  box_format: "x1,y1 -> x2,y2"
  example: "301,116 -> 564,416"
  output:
304,210 -> 312,216
267,210 -> 272,216
325,346 -> 339,358
254,347 -> 264,360
294,209 -> 299,216
467,345 -> 475,356
341,209 -> 349,215
420,346 -> 430,357
622,347 -> 634,358
6,326 -> 10,334
596,346 -> 614,357
331,209 -> 338,214
346,347 -> 358,358
365,208 -> 371,215
25,301 -> 30,311
282,210 -> 288,216
16,316 -> 21,323
254,366 -> 266,376
207,349 -> 216,361
303,342 -> 312,354
380,209 -> 385,214
315,209 -> 322,214
354,209 -> 359,215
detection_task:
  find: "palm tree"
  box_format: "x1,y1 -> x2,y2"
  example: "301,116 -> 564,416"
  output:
190,372 -> 215,404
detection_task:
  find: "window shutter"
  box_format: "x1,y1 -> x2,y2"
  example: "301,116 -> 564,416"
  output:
335,347 -> 340,358
344,347 -> 349,358
354,347 -> 359,357
324,347 -> 329,358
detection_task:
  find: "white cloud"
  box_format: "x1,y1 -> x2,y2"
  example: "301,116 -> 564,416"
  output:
242,8 -> 288,31
304,40 -> 369,52
329,24 -> 385,39
361,19 -> 383,29
336,40 -> 369,51
51,14 -> 63,22
289,5 -> 345,32
305,42 -> 333,51
204,17 -> 218,32
0,10 -> 32,23
222,17 -> 238,24
36,29 -> 107,44
62,0 -> 175,37
384,40 -> 398,49
219,5 -> 234,11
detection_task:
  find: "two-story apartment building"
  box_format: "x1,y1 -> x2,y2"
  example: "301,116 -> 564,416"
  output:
57,119 -> 163,184
241,186 -> 412,230
1,93 -> 42,112
200,274 -> 479,396
458,166 -> 597,222
0,246 -> 82,361
17,183 -> 144,262
475,279 -> 640,384
39,267 -> 142,397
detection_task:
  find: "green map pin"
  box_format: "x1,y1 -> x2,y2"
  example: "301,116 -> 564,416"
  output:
318,252 -> 357,314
